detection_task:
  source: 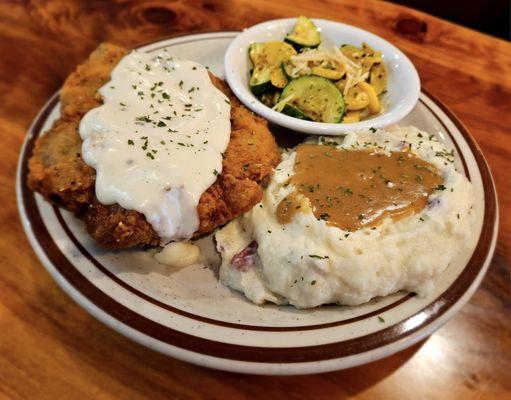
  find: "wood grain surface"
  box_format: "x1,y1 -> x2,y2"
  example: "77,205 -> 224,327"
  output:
0,0 -> 509,399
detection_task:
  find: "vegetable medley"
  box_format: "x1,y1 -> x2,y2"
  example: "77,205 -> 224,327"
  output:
248,16 -> 388,123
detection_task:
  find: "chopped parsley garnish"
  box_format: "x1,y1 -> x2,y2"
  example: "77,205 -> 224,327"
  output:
311,280 -> 316,286
308,255 -> 329,259
435,149 -> 455,160
136,115 -> 152,123
146,152 -> 155,160
319,213 -> 330,221
378,316 -> 385,323
369,127 -> 377,133
436,184 -> 446,191
320,137 -> 339,146
213,169 -> 219,176
127,139 -> 134,145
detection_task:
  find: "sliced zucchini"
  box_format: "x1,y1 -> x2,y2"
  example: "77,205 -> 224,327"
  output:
369,62 -> 388,95
343,110 -> 361,123
260,91 -> 281,107
281,104 -> 312,120
345,84 -> 370,110
285,16 -> 321,50
350,42 -> 382,74
249,43 -> 271,95
282,61 -> 296,79
311,66 -> 345,81
281,76 -> 345,123
270,67 -> 288,89
340,44 -> 363,62
361,42 -> 375,56
335,77 -> 347,93
357,81 -> 381,114
361,54 -> 382,75
249,41 -> 296,95
250,79 -> 272,96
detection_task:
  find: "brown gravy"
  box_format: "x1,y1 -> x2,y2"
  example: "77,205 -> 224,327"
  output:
276,144 -> 443,231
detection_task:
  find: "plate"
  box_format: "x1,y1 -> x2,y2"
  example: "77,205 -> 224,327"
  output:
17,32 -> 498,375
224,18 -> 420,135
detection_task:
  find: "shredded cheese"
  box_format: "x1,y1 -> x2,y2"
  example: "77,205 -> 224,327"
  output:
272,94 -> 295,112
289,46 -> 367,95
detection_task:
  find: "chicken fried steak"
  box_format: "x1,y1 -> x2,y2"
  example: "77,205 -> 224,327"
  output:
28,43 -> 280,248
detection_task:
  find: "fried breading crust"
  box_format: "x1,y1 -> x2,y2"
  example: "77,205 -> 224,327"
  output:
28,43 -> 280,248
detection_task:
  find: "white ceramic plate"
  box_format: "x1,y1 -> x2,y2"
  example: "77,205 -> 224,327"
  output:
17,32 -> 498,375
224,18 -> 420,135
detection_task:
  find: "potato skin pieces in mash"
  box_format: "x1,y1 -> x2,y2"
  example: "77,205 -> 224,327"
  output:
28,43 -> 280,248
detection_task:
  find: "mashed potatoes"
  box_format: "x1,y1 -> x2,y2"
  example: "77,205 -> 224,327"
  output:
215,127 -> 476,308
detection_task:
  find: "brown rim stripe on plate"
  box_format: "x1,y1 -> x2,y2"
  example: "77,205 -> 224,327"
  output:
420,88 -> 469,177
19,34 -> 498,363
53,206 -> 415,332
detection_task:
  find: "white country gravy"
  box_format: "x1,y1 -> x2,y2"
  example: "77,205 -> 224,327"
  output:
79,50 -> 231,243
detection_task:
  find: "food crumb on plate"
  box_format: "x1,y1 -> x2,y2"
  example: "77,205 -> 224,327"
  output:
155,241 -> 201,268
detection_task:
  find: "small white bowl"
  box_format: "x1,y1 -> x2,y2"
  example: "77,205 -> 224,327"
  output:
224,18 -> 420,135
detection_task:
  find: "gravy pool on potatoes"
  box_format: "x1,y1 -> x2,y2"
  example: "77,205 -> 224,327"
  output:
276,144 -> 443,231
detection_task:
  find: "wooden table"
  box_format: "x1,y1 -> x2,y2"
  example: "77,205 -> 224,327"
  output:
0,1 -> 509,398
